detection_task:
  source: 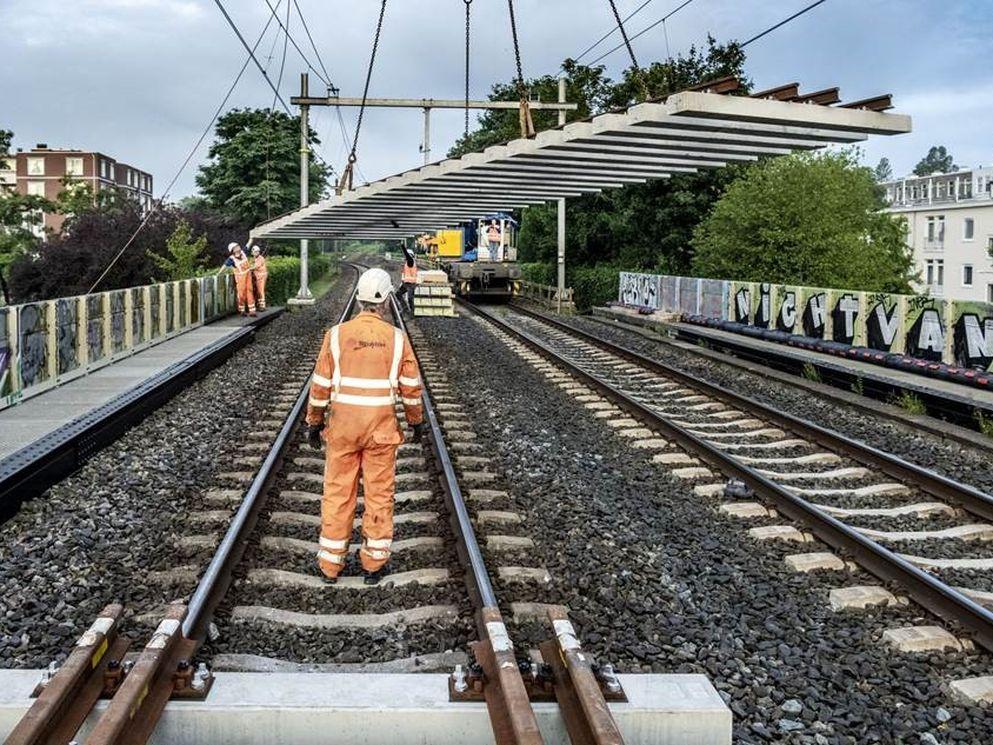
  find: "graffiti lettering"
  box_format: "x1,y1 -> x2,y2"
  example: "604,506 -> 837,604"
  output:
832,293 -> 860,344
755,283 -> 772,328
953,314 -> 993,370
778,291 -> 797,331
734,288 -> 750,323
618,272 -> 660,309
866,302 -> 900,351
802,293 -> 827,338
906,308 -> 944,361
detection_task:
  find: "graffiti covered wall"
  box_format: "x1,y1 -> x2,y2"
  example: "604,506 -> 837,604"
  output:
619,273 -> 993,371
0,274 -> 236,411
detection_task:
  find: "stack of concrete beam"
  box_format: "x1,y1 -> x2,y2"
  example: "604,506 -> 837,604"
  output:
413,270 -> 456,317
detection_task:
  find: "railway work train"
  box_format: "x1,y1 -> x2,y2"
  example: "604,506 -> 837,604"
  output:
418,213 -> 523,298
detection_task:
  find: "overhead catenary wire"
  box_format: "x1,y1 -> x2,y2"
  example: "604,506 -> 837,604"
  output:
741,0 -> 829,47
265,0 -> 292,219
87,2 -> 286,294
587,0 -> 696,66
260,0 -> 330,87
575,0 -> 656,62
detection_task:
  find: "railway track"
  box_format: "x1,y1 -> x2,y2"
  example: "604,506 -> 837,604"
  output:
7,265 -> 624,745
462,301 -> 993,668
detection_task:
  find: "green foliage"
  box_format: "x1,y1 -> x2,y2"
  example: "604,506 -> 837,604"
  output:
571,264 -> 621,312
195,108 -> 329,227
153,220 -> 208,280
913,145 -> 955,176
519,262 -> 555,285
976,411 -> 993,439
263,253 -> 333,306
851,376 -> 865,396
691,150 -> 916,293
891,390 -> 927,416
874,157 -> 893,182
0,130 -> 12,154
801,363 -> 822,383
0,190 -> 51,295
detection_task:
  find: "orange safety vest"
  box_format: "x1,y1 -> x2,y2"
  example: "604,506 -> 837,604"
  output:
401,263 -> 418,284
252,255 -> 268,279
231,254 -> 251,278
306,312 -> 424,440
486,225 -> 501,241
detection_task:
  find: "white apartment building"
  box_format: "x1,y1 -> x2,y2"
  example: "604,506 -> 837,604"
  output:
883,167 -> 993,303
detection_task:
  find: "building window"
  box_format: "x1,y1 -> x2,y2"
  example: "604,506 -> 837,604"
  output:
927,216 -> 945,243
26,180 -> 46,197
27,157 -> 45,176
937,259 -> 944,286
988,284 -> 993,303
963,265 -> 974,286
66,157 -> 83,176
926,261 -> 934,285
964,218 -> 975,240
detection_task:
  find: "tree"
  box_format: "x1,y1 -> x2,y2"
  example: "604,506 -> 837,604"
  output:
913,146 -> 955,176
0,129 -> 12,155
152,219 -> 208,280
691,149 -> 915,293
195,108 -> 329,227
874,157 -> 893,182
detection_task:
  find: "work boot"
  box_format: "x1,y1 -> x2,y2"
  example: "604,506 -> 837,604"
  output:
323,575 -> 338,585
249,312 -> 257,317
363,566 -> 389,585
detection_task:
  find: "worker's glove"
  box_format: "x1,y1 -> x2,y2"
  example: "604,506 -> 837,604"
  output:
410,423 -> 427,443
307,424 -> 324,449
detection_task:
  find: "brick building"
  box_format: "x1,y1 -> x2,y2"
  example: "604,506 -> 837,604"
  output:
11,145 -> 153,236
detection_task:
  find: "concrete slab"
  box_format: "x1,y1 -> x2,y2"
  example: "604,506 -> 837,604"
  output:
747,525 -> 813,543
486,535 -> 535,551
693,483 -> 726,497
784,552 -> 849,573
230,604 -> 460,629
829,585 -> 906,611
0,671 -> 731,744
719,502 -> 774,519
949,676 -> 993,705
881,626 -> 965,653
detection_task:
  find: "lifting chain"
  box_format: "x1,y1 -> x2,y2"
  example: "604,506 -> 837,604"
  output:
338,0 -> 387,194
506,0 -> 535,139
606,0 -> 650,102
464,0 -> 472,139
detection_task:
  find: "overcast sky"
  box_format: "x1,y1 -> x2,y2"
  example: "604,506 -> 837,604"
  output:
3,0 -> 991,200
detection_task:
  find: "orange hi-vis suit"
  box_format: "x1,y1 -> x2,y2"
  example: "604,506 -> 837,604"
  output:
251,255 -> 268,309
306,311 -> 424,578
231,253 -> 256,315
401,263 -> 418,285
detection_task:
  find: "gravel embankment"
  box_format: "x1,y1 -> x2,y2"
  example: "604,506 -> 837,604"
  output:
553,312 -> 993,495
419,312 -> 993,745
0,270 -> 356,668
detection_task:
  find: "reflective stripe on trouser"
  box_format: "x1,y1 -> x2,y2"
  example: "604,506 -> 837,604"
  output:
319,433 -> 398,576
255,274 -> 267,309
235,274 -> 255,313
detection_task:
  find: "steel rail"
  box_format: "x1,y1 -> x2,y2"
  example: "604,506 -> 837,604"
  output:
388,293 -> 544,745
182,266 -> 361,642
507,303 -> 993,523
465,301 -> 993,654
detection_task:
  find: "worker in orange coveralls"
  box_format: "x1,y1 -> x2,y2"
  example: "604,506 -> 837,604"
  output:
250,244 -> 268,310
305,268 -> 425,584
217,242 -> 256,317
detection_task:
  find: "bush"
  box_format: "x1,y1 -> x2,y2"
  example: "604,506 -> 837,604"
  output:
262,253 -> 333,306
519,262 -> 555,285
570,264 -> 621,312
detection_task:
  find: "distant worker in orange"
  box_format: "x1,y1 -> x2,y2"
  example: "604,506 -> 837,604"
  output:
217,242 -> 256,317
398,242 -> 418,316
486,219 -> 503,261
250,244 -> 268,310
305,268 -> 425,584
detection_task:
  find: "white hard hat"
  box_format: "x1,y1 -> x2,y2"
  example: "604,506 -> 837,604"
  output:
356,268 -> 393,304
228,242 -> 239,253
251,245 -> 261,255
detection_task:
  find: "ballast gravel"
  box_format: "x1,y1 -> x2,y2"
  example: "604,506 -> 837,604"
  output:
556,312 -> 993,495
418,312 -> 993,745
0,271 -> 356,669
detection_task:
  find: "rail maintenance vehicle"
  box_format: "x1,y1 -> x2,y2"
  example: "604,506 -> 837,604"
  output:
417,213 -> 522,299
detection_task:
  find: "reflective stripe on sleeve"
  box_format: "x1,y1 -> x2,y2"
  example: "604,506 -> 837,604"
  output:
317,550 -> 345,564
399,375 -> 420,387
388,328 -> 403,389
312,373 -> 332,388
333,393 -> 395,407
319,536 -> 348,550
330,325 -> 342,391
401,397 -> 422,407
309,396 -> 329,408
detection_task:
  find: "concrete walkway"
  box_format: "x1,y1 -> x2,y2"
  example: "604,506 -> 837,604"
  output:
0,310 -> 279,461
